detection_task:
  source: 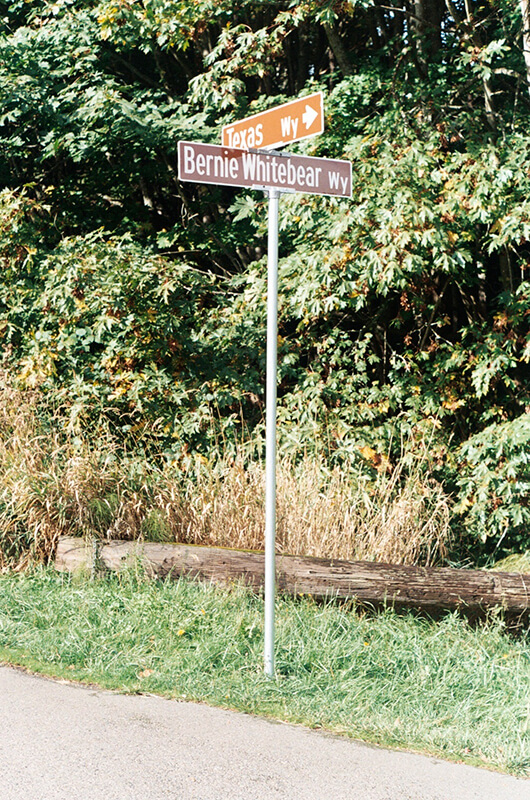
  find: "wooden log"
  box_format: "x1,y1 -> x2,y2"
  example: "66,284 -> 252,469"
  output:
55,536 -> 530,620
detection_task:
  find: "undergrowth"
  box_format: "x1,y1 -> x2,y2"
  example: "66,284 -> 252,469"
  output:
0,373 -> 452,569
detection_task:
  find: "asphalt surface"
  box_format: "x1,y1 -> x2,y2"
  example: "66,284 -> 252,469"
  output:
0,664 -> 528,800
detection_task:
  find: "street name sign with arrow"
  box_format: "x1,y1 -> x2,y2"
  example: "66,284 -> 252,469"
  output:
221,91 -> 324,151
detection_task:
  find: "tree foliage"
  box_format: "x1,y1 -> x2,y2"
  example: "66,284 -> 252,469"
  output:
1,0 -> 530,558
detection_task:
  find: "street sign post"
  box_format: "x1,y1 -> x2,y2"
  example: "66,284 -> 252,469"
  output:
178,101 -> 351,678
264,188 -> 279,679
178,141 -> 352,198
222,91 -> 324,151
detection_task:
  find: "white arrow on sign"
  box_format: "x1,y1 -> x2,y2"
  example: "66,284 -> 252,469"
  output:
302,104 -> 318,130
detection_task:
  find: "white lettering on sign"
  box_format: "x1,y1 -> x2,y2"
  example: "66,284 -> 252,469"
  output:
183,145 -> 239,181
280,116 -> 299,141
223,123 -> 264,149
328,170 -> 350,196
184,146 -> 195,175
329,171 -> 339,191
240,153 -> 323,190
178,141 -> 352,198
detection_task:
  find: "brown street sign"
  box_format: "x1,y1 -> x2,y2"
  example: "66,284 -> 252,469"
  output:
221,92 -> 324,151
178,140 -> 352,198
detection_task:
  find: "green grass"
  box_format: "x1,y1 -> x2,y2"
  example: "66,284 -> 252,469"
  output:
0,568 -> 529,777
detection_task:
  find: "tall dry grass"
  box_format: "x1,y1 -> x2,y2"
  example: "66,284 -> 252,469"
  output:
170,453 -> 452,566
0,374 -> 452,569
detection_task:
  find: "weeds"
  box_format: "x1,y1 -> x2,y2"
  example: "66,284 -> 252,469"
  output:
0,373 -> 452,568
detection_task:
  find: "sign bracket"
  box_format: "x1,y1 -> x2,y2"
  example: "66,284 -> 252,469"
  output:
251,185 -> 296,194
248,148 -> 293,158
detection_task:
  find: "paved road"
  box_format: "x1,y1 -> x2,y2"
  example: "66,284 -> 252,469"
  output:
0,664 -> 528,800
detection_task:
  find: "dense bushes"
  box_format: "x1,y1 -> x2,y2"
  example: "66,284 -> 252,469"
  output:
1,2 -> 530,562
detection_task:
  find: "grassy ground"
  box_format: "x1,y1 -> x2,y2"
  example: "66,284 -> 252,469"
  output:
0,567 -> 529,777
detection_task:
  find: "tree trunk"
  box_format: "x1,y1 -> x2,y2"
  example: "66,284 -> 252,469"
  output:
520,0 -> 530,96
414,0 -> 444,56
323,21 -> 353,77
56,536 -> 530,623
445,0 -> 497,129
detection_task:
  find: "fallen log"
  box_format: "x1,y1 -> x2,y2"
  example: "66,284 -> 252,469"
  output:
55,536 -> 530,621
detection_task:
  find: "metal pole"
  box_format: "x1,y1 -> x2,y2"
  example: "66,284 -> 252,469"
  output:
264,187 -> 279,677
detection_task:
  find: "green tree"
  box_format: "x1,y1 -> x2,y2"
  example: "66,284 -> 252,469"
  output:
1,0 -> 530,557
